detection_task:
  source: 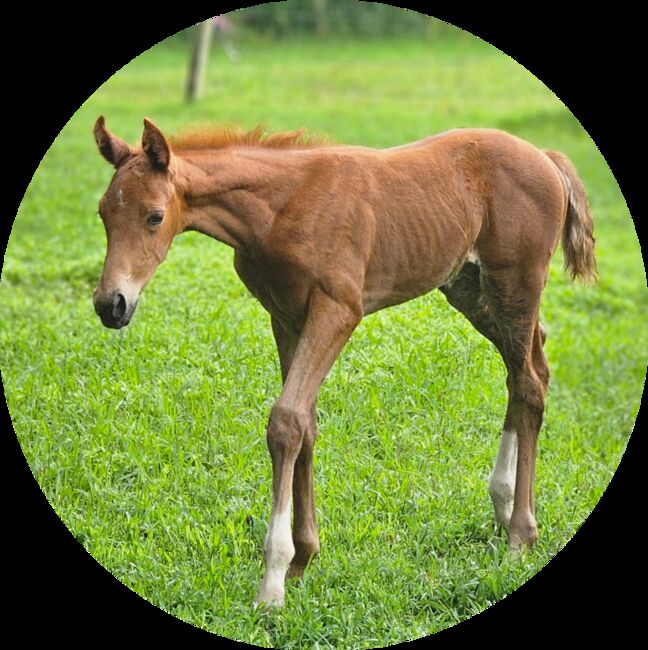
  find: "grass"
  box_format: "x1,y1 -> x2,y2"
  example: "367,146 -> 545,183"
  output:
1,32 -> 645,648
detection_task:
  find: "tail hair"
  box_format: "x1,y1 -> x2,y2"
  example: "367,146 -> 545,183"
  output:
545,150 -> 597,283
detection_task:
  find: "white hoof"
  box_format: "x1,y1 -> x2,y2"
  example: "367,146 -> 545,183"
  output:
255,571 -> 286,609
254,586 -> 285,609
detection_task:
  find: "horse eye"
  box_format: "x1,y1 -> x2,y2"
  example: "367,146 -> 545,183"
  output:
147,213 -> 164,227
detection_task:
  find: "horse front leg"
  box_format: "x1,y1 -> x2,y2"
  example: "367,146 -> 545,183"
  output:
270,318 -> 320,580
288,400 -> 319,579
255,290 -> 362,607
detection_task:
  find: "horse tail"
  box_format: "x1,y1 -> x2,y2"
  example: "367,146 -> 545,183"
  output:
544,149 -> 597,283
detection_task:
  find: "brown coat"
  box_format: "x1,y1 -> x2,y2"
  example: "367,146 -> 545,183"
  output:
93,118 -> 595,607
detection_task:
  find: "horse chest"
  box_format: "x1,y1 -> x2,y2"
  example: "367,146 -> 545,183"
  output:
233,250 -> 311,323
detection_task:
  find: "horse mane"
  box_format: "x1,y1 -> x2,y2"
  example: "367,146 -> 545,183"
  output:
169,124 -> 329,152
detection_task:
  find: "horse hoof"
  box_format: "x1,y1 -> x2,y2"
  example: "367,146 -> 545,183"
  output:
508,519 -> 538,551
254,585 -> 285,609
254,596 -> 285,610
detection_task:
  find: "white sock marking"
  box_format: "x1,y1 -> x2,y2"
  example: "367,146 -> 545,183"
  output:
256,499 -> 294,606
489,429 -> 517,526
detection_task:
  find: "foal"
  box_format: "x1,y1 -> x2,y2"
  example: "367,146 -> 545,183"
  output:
92,117 -> 596,607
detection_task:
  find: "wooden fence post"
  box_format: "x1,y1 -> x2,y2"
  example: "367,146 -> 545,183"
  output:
186,20 -> 213,103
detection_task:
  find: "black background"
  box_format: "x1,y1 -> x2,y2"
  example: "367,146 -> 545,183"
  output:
2,3 -> 644,645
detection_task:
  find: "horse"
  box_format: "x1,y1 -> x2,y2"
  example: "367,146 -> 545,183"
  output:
92,116 -> 596,607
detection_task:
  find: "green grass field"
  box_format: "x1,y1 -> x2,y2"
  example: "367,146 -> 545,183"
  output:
2,33 -> 645,647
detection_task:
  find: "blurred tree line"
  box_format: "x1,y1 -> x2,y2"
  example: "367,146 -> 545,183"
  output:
205,2 -> 461,39
237,1 -> 450,37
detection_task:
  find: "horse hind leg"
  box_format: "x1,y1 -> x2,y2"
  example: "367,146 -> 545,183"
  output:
440,262 -> 546,534
440,263 -> 516,526
440,262 -> 517,527
488,323 -> 547,530
479,268 -> 550,549
489,322 -> 547,529
486,326 -> 548,530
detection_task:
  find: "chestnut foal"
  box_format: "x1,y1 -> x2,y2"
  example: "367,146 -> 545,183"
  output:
93,117 -> 595,607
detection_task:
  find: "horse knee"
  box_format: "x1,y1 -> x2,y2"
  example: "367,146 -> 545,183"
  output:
267,404 -> 310,460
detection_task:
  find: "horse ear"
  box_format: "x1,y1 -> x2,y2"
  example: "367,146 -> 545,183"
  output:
142,118 -> 171,171
93,116 -> 132,167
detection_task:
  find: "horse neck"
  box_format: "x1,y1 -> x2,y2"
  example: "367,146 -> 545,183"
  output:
175,148 -> 311,251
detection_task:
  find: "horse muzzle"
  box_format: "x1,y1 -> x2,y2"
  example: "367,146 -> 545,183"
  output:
93,290 -> 138,329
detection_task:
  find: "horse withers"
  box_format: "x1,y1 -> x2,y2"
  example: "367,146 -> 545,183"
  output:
93,117 -> 596,607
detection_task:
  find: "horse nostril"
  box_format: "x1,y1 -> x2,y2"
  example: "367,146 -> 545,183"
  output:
112,293 -> 127,320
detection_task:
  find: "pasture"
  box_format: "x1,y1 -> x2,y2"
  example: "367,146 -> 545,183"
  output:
1,34 -> 644,647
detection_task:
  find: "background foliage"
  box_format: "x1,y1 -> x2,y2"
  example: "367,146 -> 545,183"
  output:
230,1 -> 457,37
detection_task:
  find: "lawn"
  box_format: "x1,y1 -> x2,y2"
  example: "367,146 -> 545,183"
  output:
1,33 -> 645,647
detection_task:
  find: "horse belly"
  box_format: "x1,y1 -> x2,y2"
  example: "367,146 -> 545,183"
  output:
362,208 -> 479,314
